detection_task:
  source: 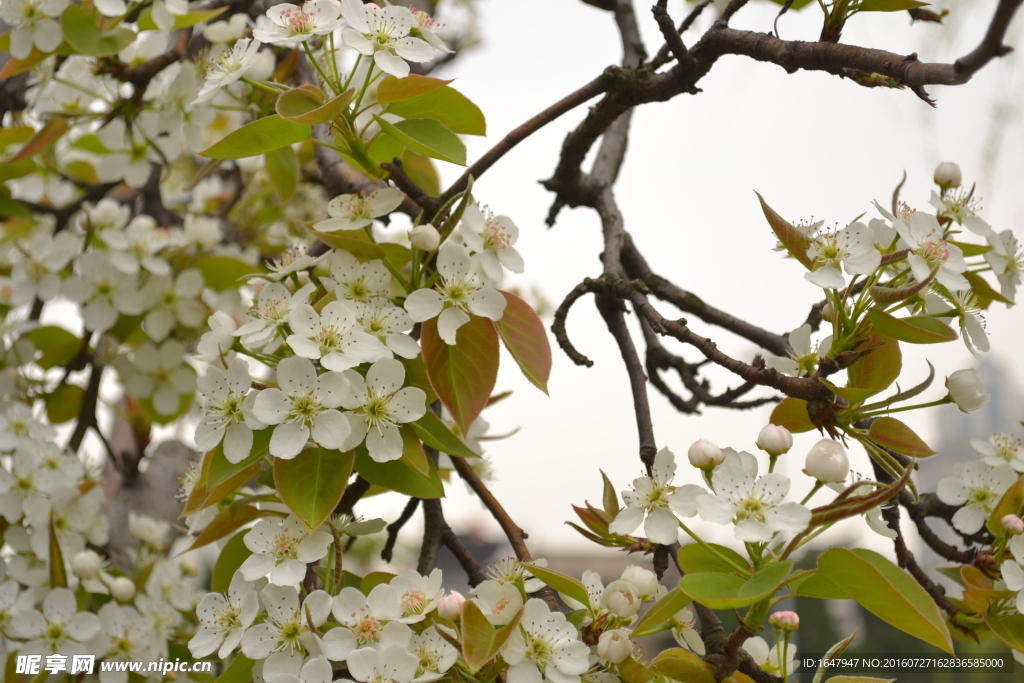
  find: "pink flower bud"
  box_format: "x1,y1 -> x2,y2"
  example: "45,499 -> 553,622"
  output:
769,610 -> 800,631
597,628 -> 634,664
600,579 -> 642,618
438,590 -> 465,620
756,424 -> 794,456
805,439 -> 849,483
946,369 -> 990,413
1002,514 -> 1024,535
110,577 -> 136,602
933,161 -> 962,189
688,439 -> 724,469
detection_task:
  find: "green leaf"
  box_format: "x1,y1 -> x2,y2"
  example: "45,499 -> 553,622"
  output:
0,124 -> 35,153
847,335 -> 901,394
496,291 -> 551,394
200,115 -> 310,160
789,569 -> 849,599
421,315 -> 499,434
679,561 -> 792,609
137,6 -> 228,31
213,655 -> 254,683
60,6 -> 135,57
3,117 -> 68,162
182,429 -> 271,516
367,132 -> 406,165
361,571 -> 396,594
411,411 -> 479,459
265,146 -> 299,201
817,548 -> 953,652
756,191 -> 813,269
399,149 -> 440,197
400,424 -> 430,475
373,116 -> 466,165
857,0 -> 928,11
677,543 -> 751,576
274,447 -> 354,530
866,309 -> 957,344
651,648 -> 757,683
601,470 -> 620,517
377,75 -> 455,103
965,270 -> 1013,306
25,326 -> 80,369
276,86 -> 354,125
947,240 -> 991,257
868,416 -> 935,457
984,613 -> 1024,653
632,585 -> 693,637
770,397 -> 815,433
0,196 -> 31,218
461,598 -> 523,673
210,531 -> 253,594
400,356 -> 437,404
195,255 -> 266,290
309,228 -> 386,261
354,446 -> 444,498
384,86 -> 487,135
520,562 -> 589,607
0,41 -> 65,79
46,383 -> 84,424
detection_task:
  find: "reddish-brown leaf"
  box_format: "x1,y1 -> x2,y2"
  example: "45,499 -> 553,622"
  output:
496,291 -> 551,394
422,315 -> 499,433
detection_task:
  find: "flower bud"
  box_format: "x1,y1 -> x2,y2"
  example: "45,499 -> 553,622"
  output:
769,610 -> 800,631
597,628 -> 634,664
687,440 -> 724,469
756,424 -> 793,456
409,223 -> 441,251
438,590 -> 465,620
71,550 -> 102,579
933,161 -> 962,189
620,565 -> 659,600
946,369 -> 990,412
805,439 -> 849,483
1002,514 -> 1024,535
110,577 -> 136,602
600,579 -> 642,618
246,49 -> 276,82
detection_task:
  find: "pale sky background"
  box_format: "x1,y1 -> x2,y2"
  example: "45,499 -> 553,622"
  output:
357,0 -> 1024,560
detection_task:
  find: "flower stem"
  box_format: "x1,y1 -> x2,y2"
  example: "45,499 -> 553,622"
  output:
857,395 -> 952,418
240,76 -> 282,95
303,42 -> 338,94
801,481 -> 823,506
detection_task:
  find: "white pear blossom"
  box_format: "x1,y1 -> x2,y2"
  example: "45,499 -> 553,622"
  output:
151,0 -> 188,32
239,515 -> 332,585
321,584 -> 406,660
404,242 -> 507,345
671,607 -> 706,655
6,230 -> 81,305
315,188 -> 404,233
744,637 -> 798,679
196,359 -> 267,462
264,653 -> 333,683
287,300 -> 389,371
409,626 -> 458,682
265,244 -> 325,280
803,222 -> 881,289
697,462 -> 811,542
929,189 -> 992,236
254,0 -> 344,45
409,8 -> 453,53
984,230 -> 1022,303
196,38 -> 263,104
391,568 -> 443,623
100,215 -> 172,277
115,340 -> 197,416
893,210 -> 970,291
339,0 -> 434,78
6,587 -> 101,656
765,324 -> 831,377
460,203 -> 524,281
608,447 -> 704,545
96,602 -> 162,683
142,268 -> 206,341
354,298 -> 421,359
63,251 -> 145,332
500,598 -> 591,683
242,585 -> 332,659
971,433 -> 1024,472
323,250 -> 392,303
202,14 -> 251,42
196,311 -> 240,369
937,461 -> 1017,534
339,358 -> 427,462
348,645 -> 419,683
236,282 -> 316,353
924,291 -> 989,360
0,0 -> 68,59
190,572 -> 260,658
470,579 -> 524,626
